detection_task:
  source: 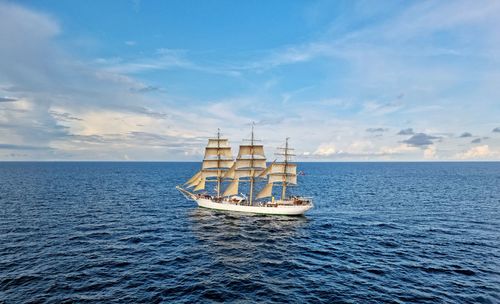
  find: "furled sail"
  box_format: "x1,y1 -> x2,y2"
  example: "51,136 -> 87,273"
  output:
256,183 -> 273,199
223,179 -> 239,196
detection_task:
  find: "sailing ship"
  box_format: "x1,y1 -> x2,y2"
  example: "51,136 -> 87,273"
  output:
176,127 -> 313,215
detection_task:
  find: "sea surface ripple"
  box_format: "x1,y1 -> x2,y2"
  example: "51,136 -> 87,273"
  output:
0,162 -> 499,303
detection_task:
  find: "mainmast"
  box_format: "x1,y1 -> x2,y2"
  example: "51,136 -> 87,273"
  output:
216,128 -> 221,197
226,123 -> 266,205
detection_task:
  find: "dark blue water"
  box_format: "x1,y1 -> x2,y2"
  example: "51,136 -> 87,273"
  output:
1,162 -> 499,303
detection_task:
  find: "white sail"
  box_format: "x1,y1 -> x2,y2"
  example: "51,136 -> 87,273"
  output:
223,179 -> 239,196
207,138 -> 229,148
202,159 -> 234,170
185,171 -> 201,185
176,132 -> 314,216
186,176 -> 202,188
235,168 -> 265,178
237,145 -> 265,158
233,141 -> 267,179
271,163 -> 297,175
256,183 -> 273,199
201,170 -> 220,179
204,147 -> 232,158
268,174 -> 297,185
257,160 -> 275,178
193,178 -> 206,191
224,163 -> 236,178
235,158 -> 266,169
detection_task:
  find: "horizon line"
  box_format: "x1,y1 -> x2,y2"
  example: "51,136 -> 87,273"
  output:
1,160 -> 499,163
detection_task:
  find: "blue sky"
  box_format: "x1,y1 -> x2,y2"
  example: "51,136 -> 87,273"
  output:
1,0 -> 500,160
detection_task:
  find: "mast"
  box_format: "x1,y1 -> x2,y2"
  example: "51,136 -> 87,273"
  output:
233,123 -> 266,205
255,138 -> 297,201
184,129 -> 234,193
281,137 -> 289,200
249,123 -> 255,205
216,128 -> 221,197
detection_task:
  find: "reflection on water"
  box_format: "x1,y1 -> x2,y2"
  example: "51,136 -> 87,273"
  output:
188,208 -> 310,276
189,208 -> 308,240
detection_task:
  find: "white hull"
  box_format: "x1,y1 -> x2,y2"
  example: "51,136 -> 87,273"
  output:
195,198 -> 312,216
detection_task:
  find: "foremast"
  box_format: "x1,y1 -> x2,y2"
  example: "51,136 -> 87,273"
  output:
183,129 -> 234,196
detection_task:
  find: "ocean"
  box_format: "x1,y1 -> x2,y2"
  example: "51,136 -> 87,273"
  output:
0,162 -> 499,303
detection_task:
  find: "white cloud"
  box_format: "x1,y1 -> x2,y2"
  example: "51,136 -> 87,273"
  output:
0,2 -> 222,160
455,145 -> 498,160
379,144 -> 416,155
423,146 -> 437,159
310,141 -> 422,160
313,143 -> 337,156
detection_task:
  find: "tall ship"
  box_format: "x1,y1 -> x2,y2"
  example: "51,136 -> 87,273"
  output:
176,127 -> 313,215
